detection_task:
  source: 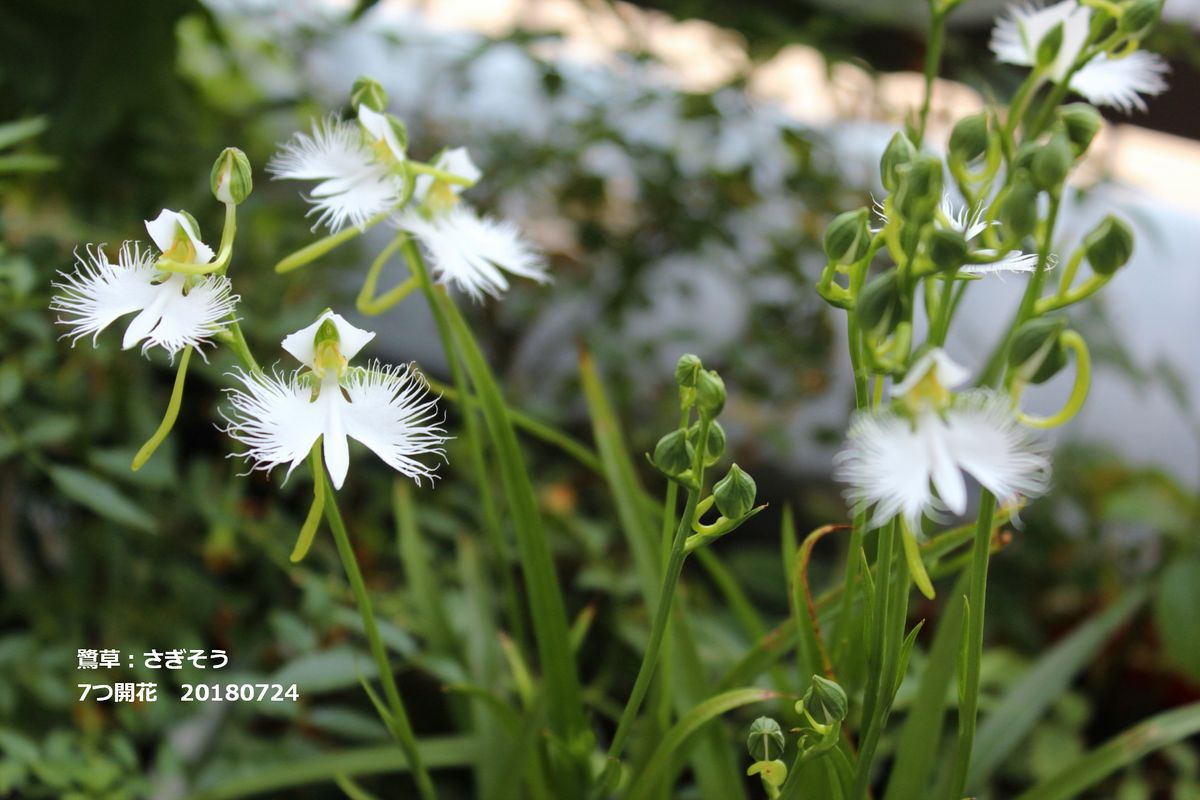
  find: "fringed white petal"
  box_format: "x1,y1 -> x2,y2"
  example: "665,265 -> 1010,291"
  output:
964,249 -> 1041,274
341,361 -> 449,486
51,242 -> 160,347
1070,51 -> 1169,113
398,206 -> 548,301
893,348 -> 971,397
222,369 -> 324,483
835,410 -> 934,530
281,310 -> 376,368
990,1 -> 1089,79
944,391 -> 1052,506
141,273 -> 240,357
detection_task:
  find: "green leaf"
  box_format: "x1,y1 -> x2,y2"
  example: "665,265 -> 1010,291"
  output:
0,117 -> 47,150
271,647 -> 376,693
968,586 -> 1147,789
47,465 -> 155,533
625,688 -> 781,800
1016,702 -> 1200,800
1156,557 -> 1200,680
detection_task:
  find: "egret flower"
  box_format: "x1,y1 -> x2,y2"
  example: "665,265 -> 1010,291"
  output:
937,196 -> 1041,275
268,105 -> 408,232
396,147 -> 548,300
834,349 -> 1050,529
223,310 -> 448,489
51,210 -> 237,357
990,1 -> 1168,114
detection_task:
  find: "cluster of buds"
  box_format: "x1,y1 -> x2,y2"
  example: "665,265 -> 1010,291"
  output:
651,354 -> 765,551
743,676 -> 849,798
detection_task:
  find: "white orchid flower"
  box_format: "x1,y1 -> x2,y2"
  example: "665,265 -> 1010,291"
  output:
51,211 -> 237,358
268,105 -> 408,233
990,1 -> 1168,114
937,196 -> 1042,275
223,310 -> 448,490
397,148 -> 548,301
835,349 -> 1050,530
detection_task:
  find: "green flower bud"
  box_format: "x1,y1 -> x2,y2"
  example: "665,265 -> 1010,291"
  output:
653,430 -> 694,477
856,270 -> 903,336
351,76 -> 389,112
695,369 -> 726,418
747,717 -> 786,762
1120,0 -> 1162,36
1001,172 -> 1040,240
713,463 -> 756,520
928,228 -> 968,272
948,112 -> 990,163
1036,21 -> 1065,69
1009,316 -> 1069,384
824,207 -> 872,265
746,760 -> 788,788
688,420 -> 726,467
894,154 -> 944,223
800,675 -> 848,725
1031,131 -> 1074,191
675,353 -> 703,388
1059,104 -> 1102,156
210,146 -> 253,205
880,131 -> 917,192
1083,214 -> 1135,275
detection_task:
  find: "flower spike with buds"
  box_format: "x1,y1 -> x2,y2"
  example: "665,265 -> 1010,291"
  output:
397,148 -> 548,301
990,1 -> 1169,113
834,349 -> 1050,530
269,105 -> 409,233
223,310 -> 449,490
51,212 -> 237,358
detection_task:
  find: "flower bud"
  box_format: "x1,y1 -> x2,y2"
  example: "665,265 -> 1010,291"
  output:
713,463 -> 756,520
653,430 -> 694,477
1036,21 -> 1065,69
1009,316 -> 1069,384
210,147 -> 253,205
928,228 -> 968,272
1059,104 -> 1102,156
688,420 -> 726,467
948,112 -> 989,163
351,76 -> 389,112
894,154 -> 944,223
1031,131 -> 1074,191
746,717 -> 786,762
675,353 -> 703,388
824,207 -> 872,265
1083,214 -> 1134,275
1001,173 -> 1040,240
856,270 -> 903,336
695,370 -> 726,418
1120,0 -> 1162,36
880,131 -> 917,192
746,760 -> 788,788
800,675 -> 848,725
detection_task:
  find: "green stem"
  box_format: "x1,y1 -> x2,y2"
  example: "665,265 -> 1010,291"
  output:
158,203 -> 238,276
407,161 -> 477,186
323,477 -> 437,800
289,444 -> 326,562
131,346 -> 192,471
602,416 -> 713,781
851,520 -> 897,800
916,9 -> 947,145
223,319 -> 261,374
944,491 -> 997,800
274,212 -> 388,274
357,234 -> 419,315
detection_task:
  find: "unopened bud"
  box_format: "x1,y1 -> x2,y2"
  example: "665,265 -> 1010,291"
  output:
1009,316 -> 1069,384
1083,214 -> 1134,275
894,154 -> 944,222
856,270 -> 903,336
688,420 -> 726,467
880,132 -> 917,192
1001,173 -> 1040,240
928,228 -> 968,272
675,354 -> 702,388
1036,21 -> 1065,69
1120,0 -> 1162,36
799,675 -> 848,725
210,147 -> 253,205
949,112 -> 989,163
653,430 -> 694,477
351,76 -> 389,112
695,370 -> 726,418
713,463 -> 756,520
746,717 -> 786,762
1059,104 -> 1102,156
824,208 -> 872,265
1031,131 -> 1074,190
